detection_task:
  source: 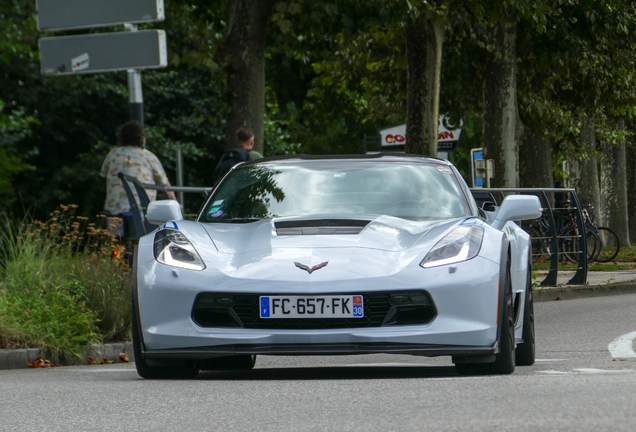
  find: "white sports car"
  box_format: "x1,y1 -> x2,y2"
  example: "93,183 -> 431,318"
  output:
132,154 -> 541,378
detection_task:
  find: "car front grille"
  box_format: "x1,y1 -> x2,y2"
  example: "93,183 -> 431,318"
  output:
192,291 -> 437,329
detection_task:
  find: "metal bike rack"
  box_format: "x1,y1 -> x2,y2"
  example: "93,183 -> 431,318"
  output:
117,172 -> 158,239
471,188 -> 588,286
118,171 -> 212,241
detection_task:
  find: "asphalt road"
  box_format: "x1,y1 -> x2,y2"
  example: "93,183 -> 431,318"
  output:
1,294 -> 635,432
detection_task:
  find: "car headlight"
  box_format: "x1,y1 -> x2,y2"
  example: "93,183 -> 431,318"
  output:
154,230 -> 206,271
420,225 -> 484,268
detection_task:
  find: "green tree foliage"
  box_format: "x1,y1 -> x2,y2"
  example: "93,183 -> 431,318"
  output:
3,0 -> 636,216
1,0 -> 229,217
0,100 -> 38,204
266,1 -> 396,155
0,2 -> 39,206
516,0 -> 636,154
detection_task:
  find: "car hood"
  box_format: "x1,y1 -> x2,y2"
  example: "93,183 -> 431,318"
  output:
199,214 -> 460,254
162,216 -> 485,282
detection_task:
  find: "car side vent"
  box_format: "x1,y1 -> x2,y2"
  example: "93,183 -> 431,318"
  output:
275,219 -> 371,236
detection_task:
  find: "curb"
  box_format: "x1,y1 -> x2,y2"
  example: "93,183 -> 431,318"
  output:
534,281 -> 636,302
0,342 -> 134,370
2,283 -> 636,370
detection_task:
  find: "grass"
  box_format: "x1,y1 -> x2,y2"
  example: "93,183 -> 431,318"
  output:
0,205 -> 132,359
533,245 -> 636,271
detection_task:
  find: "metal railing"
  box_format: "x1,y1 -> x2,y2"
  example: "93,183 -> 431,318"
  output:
471,188 -> 587,286
117,172 -> 213,240
142,184 -> 213,195
123,176 -> 585,286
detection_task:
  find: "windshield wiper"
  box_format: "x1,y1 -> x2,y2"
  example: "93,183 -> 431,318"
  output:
210,218 -> 263,223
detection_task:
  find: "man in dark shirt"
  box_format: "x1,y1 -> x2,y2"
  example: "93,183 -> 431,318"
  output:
214,127 -> 263,182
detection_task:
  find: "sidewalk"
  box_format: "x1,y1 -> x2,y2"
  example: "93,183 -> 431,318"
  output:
2,270 -> 636,370
0,342 -> 134,371
533,269 -> 636,302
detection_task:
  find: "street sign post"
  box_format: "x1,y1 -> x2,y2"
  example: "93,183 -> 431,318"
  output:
36,0 -> 184,205
36,0 -> 164,32
36,0 -> 167,126
39,30 -> 167,75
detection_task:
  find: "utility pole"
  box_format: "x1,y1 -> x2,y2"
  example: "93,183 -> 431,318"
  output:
125,24 -> 144,125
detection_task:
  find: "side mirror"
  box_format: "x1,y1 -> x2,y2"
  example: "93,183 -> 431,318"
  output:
146,200 -> 183,226
491,195 -> 542,230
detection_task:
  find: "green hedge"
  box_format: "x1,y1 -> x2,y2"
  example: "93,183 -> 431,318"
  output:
0,205 -> 132,359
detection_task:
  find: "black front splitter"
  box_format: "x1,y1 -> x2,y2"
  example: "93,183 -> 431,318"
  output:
143,342 -> 498,359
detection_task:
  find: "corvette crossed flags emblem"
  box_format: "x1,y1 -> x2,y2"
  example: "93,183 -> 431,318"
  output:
294,261 -> 328,274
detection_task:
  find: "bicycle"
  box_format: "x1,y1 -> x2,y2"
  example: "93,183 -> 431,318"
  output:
577,201 -> 620,263
528,200 -> 600,264
529,197 -> 620,264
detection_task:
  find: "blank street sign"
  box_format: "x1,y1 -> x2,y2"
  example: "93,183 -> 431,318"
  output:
39,30 -> 167,75
36,0 -> 164,32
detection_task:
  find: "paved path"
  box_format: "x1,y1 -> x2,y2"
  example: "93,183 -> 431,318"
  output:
1,294 -> 635,431
533,270 -> 636,302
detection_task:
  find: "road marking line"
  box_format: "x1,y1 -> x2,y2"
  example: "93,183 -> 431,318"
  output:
535,359 -> 568,362
540,369 -> 635,375
609,332 -> 636,358
343,363 -> 425,367
573,368 -> 635,374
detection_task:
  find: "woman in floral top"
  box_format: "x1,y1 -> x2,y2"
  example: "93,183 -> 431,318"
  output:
100,120 -> 177,215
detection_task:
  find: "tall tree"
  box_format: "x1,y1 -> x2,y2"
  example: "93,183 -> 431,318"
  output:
405,5 -> 449,156
519,132 -> 553,188
482,21 -> 519,188
214,0 -> 276,153
442,1 -> 553,187
569,121 -> 602,225
626,138 -> 636,242
600,120 -> 630,247
522,0 -> 636,229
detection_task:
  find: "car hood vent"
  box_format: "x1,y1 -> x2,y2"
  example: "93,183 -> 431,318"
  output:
275,219 -> 371,236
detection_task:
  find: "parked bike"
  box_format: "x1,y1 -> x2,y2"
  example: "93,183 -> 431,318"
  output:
528,197 -> 619,264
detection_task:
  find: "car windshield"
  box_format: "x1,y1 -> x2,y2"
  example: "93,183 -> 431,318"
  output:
201,160 -> 470,222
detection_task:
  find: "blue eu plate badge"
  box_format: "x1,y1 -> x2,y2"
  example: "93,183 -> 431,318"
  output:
261,297 -> 270,318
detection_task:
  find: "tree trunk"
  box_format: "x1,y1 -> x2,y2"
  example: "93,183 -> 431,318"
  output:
600,119 -> 631,247
482,22 -> 518,188
626,135 -> 636,243
215,0 -> 275,153
404,13 -> 445,157
519,130 -> 553,189
569,121 -> 602,225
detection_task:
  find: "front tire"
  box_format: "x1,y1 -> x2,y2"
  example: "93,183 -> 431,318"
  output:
456,256 -> 515,376
132,249 -> 199,379
515,255 -> 535,366
132,304 -> 199,379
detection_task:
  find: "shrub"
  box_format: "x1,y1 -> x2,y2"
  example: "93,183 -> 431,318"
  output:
0,205 -> 132,359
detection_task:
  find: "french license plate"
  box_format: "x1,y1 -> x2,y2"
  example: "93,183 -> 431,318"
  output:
259,295 -> 364,319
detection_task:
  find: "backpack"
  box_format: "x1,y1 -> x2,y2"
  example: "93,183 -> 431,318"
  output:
215,147 -> 251,182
